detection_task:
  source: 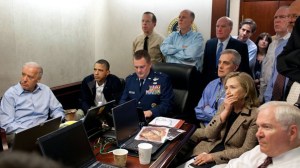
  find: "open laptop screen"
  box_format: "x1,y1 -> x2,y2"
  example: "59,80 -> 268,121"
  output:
12,116 -> 61,153
112,99 -> 140,147
83,100 -> 115,137
38,121 -> 96,168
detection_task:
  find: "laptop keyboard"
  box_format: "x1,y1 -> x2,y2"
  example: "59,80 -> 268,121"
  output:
125,139 -> 163,155
126,140 -> 140,150
89,162 -> 119,168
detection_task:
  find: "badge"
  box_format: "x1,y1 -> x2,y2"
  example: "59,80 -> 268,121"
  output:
153,77 -> 159,81
151,103 -> 157,108
129,91 -> 135,94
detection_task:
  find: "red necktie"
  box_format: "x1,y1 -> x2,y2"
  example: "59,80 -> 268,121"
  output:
258,157 -> 272,168
272,73 -> 286,100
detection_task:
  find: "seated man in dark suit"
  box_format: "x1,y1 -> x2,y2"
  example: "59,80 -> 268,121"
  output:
120,50 -> 174,119
80,59 -> 123,114
202,16 -> 251,88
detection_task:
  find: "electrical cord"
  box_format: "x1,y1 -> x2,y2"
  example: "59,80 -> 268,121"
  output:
93,137 -> 116,155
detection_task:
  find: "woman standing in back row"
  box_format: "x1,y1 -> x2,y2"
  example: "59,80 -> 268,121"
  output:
252,33 -> 272,96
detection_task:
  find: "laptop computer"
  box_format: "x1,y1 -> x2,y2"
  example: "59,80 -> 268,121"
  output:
111,99 -> 164,156
83,100 -> 115,139
11,116 -> 62,153
38,121 -> 118,168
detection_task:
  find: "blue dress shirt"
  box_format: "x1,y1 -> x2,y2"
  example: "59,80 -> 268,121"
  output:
264,38 -> 289,102
0,83 -> 65,134
160,30 -> 204,71
233,36 -> 257,69
246,39 -> 258,70
194,78 -> 225,126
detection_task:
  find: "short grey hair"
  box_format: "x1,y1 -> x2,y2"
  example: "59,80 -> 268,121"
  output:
259,101 -> 300,138
220,49 -> 241,66
23,62 -> 43,78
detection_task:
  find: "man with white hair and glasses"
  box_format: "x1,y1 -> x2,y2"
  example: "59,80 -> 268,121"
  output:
215,101 -> 300,168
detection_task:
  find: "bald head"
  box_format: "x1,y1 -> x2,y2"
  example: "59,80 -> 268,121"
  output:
216,16 -> 233,41
178,9 -> 195,34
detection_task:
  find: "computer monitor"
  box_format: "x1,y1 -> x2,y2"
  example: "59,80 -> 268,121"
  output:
83,100 -> 115,138
38,121 -> 97,168
12,117 -> 61,153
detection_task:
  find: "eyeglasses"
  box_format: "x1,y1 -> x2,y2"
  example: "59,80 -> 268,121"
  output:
288,14 -> 299,19
274,15 -> 288,19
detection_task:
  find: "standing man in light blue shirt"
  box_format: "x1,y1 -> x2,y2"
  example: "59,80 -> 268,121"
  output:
194,49 -> 241,126
233,18 -> 257,70
160,9 -> 204,71
0,62 -> 64,143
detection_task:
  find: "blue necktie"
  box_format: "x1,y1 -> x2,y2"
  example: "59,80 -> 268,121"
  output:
216,42 -> 223,67
139,79 -> 144,91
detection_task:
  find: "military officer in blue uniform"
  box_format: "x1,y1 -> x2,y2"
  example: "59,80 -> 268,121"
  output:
120,50 -> 174,119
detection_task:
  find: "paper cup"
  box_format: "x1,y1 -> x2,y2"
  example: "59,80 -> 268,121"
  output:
113,149 -> 128,167
138,143 -> 153,165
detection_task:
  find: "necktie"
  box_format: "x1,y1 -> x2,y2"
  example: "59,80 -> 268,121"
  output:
272,73 -> 286,101
143,36 -> 149,51
216,42 -> 223,67
139,79 -> 144,91
258,157 -> 272,168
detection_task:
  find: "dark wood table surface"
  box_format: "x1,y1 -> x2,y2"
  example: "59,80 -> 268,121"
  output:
94,123 -> 196,168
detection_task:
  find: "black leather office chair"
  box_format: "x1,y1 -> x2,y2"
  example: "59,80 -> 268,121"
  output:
0,128 -> 8,151
0,97 -> 8,151
152,63 -> 201,124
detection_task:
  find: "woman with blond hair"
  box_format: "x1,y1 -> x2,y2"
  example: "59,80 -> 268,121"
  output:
178,72 -> 259,168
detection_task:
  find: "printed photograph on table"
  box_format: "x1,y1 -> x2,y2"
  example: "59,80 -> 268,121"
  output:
135,126 -> 169,143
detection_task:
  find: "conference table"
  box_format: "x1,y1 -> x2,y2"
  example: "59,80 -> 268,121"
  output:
94,123 -> 196,168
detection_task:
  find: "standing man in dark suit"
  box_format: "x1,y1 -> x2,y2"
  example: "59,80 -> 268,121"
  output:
202,16 -> 251,88
80,59 -> 123,114
120,50 -> 174,119
277,3 -> 300,83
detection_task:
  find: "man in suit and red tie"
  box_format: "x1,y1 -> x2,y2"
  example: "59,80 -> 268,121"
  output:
201,16 -> 251,89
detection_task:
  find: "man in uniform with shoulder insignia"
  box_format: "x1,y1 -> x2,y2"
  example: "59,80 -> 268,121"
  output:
120,50 -> 174,119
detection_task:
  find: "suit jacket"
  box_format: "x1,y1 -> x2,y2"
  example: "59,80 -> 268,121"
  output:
192,105 -> 258,164
277,17 -> 300,83
80,74 -> 123,113
119,69 -> 174,118
202,37 -> 251,87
